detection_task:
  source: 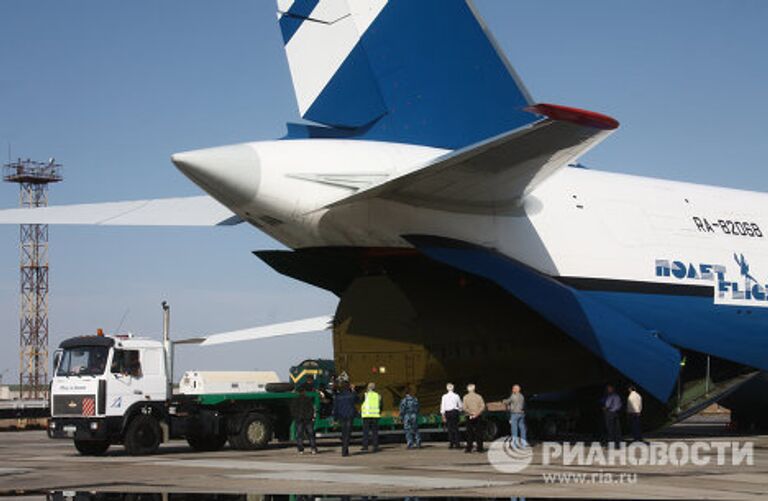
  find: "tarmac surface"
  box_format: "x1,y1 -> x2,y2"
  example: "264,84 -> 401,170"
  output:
0,418 -> 766,500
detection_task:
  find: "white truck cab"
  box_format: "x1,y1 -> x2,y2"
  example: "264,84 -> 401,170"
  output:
49,333 -> 170,455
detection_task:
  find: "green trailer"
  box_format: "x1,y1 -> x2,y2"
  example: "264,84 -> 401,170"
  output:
170,389 -> 323,452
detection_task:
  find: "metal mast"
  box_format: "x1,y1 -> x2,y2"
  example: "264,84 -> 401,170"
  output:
3,158 -> 62,399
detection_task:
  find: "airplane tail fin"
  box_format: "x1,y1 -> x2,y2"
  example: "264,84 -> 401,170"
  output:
277,0 -> 539,149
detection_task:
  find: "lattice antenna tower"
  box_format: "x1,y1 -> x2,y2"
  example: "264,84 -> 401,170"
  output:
3,158 -> 62,399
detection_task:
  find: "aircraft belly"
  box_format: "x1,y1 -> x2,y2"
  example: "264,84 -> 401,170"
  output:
256,244 -> 757,425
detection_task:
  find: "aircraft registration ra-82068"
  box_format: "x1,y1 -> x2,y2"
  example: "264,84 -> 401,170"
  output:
2,0 -> 767,428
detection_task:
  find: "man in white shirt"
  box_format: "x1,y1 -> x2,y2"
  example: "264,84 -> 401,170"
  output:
627,386 -> 644,443
440,383 -> 463,449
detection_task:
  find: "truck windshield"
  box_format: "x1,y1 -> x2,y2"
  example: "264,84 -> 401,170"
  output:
56,346 -> 110,376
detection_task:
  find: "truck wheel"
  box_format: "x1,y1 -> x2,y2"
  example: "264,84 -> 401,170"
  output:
231,413 -> 273,450
187,432 -> 227,452
74,439 -> 110,456
124,415 -> 162,455
542,416 -> 559,438
483,419 -> 500,442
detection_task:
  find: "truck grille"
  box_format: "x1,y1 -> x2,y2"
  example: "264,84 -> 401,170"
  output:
53,394 -> 96,416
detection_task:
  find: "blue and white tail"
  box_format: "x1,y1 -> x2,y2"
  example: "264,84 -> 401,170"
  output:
277,0 -> 539,149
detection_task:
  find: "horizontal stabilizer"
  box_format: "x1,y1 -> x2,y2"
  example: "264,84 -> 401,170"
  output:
0,196 -> 241,226
406,235 -> 680,402
176,315 -> 333,346
328,104 -> 618,213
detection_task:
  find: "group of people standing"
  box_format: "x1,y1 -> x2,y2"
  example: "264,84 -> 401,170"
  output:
324,380 -> 420,456
440,382 -> 528,453
291,379 -> 645,456
328,381 -> 385,456
291,379 -> 531,456
601,384 -> 645,447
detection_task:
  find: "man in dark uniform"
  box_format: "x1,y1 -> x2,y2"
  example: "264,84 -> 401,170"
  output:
399,386 -> 421,449
332,381 -> 358,457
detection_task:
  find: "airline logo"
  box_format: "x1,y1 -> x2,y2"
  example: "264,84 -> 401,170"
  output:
655,254 -> 768,307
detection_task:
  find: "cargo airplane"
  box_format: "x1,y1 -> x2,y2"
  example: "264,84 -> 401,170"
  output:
2,0 -> 767,429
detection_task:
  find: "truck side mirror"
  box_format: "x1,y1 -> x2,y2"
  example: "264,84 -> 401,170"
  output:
52,350 -> 62,373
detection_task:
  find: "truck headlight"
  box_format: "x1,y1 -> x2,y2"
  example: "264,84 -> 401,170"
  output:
49,421 -> 56,429
90,422 -> 99,431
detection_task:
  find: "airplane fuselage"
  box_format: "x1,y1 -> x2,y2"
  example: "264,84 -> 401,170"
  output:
178,139 -> 768,290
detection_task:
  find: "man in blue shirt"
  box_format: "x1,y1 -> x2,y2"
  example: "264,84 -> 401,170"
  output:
602,384 -> 622,448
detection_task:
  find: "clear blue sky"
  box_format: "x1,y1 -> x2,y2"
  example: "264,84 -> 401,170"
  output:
0,1 -> 766,384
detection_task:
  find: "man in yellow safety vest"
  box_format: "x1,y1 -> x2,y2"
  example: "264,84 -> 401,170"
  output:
361,382 -> 382,452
